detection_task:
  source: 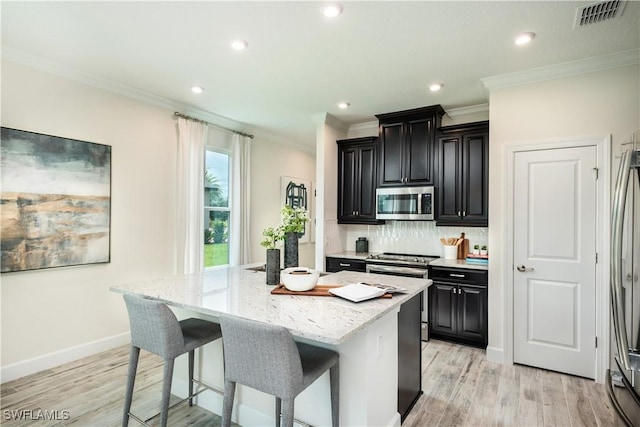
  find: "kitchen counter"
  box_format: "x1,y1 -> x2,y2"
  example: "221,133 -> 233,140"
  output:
110,265 -> 431,426
325,250 -> 377,260
110,265 -> 429,345
429,258 -> 489,271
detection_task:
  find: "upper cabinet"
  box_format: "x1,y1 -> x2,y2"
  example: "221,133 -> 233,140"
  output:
337,137 -> 383,225
436,121 -> 489,227
375,105 -> 445,187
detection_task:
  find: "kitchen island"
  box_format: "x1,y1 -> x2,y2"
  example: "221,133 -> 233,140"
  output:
111,265 -> 431,426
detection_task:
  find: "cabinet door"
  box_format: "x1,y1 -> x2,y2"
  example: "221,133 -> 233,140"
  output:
429,282 -> 457,335
457,284 -> 487,345
338,146 -> 359,221
358,145 -> 377,220
406,117 -> 435,185
437,135 -> 462,222
462,132 -> 489,224
379,122 -> 404,186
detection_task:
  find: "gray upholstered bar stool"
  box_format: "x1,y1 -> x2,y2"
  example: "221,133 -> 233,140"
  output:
219,315 -> 339,427
122,294 -> 222,427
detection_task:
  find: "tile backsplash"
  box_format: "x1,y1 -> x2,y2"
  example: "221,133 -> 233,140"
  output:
340,221 -> 488,258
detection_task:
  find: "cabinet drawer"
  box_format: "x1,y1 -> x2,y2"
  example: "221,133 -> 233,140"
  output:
326,257 -> 366,273
429,267 -> 487,285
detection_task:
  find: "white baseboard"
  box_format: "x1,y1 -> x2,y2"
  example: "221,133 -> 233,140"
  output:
485,346 -> 505,364
387,411 -> 402,427
1,332 -> 130,384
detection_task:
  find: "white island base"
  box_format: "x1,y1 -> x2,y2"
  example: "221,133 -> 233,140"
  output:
171,307 -> 401,427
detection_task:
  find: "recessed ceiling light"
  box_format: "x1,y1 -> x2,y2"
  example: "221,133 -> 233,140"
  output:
429,83 -> 443,92
191,86 -> 204,94
231,40 -> 248,50
324,4 -> 343,18
338,102 -> 350,109
515,32 -> 536,45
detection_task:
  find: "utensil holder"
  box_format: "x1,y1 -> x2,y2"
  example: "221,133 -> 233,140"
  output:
443,245 -> 458,260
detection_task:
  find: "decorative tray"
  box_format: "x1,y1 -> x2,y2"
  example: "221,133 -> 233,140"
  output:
270,284 -> 392,298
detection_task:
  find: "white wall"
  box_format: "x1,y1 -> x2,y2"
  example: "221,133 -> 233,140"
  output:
487,64 -> 640,360
0,59 -> 316,380
250,139 -> 316,267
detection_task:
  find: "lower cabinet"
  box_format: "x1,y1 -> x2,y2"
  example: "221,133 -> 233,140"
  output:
428,266 -> 488,348
398,291 -> 423,422
325,257 -> 366,273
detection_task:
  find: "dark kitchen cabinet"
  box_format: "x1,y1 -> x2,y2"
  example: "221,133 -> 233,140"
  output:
428,266 -> 488,348
337,137 -> 383,224
376,105 -> 445,187
436,121 -> 489,226
398,291 -> 423,422
325,257 -> 366,273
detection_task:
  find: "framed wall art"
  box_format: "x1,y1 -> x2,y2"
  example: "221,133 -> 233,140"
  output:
1,127 -> 111,273
281,175 -> 313,244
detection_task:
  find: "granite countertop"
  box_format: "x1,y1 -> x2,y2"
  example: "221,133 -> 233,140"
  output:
325,251 -> 377,260
110,265 -> 431,346
429,258 -> 489,271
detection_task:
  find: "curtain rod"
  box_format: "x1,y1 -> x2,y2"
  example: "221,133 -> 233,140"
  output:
173,112 -> 254,139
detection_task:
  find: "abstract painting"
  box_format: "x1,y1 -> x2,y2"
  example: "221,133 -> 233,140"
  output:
1,127 -> 111,272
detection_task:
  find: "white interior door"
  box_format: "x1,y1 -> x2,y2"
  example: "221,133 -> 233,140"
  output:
513,145 -> 597,379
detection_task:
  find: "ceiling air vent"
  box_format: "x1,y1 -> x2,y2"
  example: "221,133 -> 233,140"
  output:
575,0 -> 627,27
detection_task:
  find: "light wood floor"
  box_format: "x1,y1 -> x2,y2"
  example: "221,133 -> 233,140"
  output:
404,340 -> 616,427
0,340 -> 616,426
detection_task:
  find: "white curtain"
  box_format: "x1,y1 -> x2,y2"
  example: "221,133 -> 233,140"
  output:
176,117 -> 208,274
230,134 -> 251,265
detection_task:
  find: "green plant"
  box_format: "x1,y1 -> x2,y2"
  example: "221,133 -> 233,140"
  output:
260,226 -> 284,250
474,244 -> 480,250
260,205 -> 309,249
280,205 -> 308,234
481,245 -> 487,251
211,219 -> 227,243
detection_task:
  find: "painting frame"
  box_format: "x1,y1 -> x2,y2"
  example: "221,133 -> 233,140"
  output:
1,127 -> 112,273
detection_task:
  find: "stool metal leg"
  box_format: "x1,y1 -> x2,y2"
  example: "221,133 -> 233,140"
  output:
159,359 -> 174,427
330,363 -> 339,427
275,397 -> 282,427
188,350 -> 195,407
122,346 -> 140,427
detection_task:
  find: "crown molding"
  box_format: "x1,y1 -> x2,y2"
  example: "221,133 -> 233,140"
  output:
445,103 -> 489,118
2,47 -> 315,152
348,120 -> 378,133
482,48 -> 640,91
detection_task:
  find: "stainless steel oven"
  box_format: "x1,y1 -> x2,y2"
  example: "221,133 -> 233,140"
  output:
366,253 -> 438,341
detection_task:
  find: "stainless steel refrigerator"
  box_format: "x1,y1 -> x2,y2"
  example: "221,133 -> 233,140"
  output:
608,146 -> 640,426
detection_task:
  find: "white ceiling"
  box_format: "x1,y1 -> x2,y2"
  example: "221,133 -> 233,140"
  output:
2,1 -> 639,148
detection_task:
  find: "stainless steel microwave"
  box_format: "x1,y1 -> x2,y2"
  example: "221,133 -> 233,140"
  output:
376,186 -> 434,220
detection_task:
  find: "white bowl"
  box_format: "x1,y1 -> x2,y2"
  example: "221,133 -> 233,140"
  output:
281,267 -> 320,292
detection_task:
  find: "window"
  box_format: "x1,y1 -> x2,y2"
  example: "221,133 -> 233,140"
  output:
204,149 -> 230,268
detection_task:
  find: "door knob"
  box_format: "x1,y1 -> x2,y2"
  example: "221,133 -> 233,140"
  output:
517,265 -> 535,272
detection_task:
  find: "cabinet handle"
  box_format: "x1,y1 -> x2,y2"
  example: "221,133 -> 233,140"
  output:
458,211 -> 461,217
450,273 -> 465,278
463,211 -> 467,217
339,263 -> 351,267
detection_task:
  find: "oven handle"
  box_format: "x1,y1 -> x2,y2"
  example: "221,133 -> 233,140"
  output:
366,264 -> 428,278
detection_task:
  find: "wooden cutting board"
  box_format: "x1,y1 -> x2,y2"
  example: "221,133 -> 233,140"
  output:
270,284 -> 392,298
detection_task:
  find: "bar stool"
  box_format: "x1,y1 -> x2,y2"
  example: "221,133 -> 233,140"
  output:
121,294 -> 222,427
219,315 -> 339,427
